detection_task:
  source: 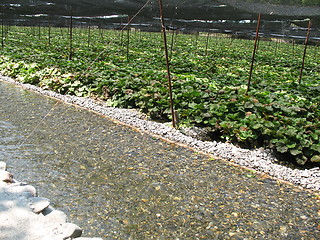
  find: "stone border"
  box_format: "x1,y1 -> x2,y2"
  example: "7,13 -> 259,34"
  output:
0,161 -> 103,240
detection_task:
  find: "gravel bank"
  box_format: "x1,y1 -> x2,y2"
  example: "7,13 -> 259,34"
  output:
0,74 -> 319,192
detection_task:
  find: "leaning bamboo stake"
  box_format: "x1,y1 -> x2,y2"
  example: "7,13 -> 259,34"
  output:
158,0 -> 176,128
246,13 -> 261,94
299,20 -> 312,84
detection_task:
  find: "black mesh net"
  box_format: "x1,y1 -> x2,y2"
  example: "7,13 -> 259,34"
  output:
1,0 -> 319,39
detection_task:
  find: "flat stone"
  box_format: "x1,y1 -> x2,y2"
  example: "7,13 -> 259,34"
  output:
44,209 -> 67,224
58,223 -> 83,239
0,170 -> 13,183
42,206 -> 55,215
29,197 -> 50,213
0,162 -> 6,171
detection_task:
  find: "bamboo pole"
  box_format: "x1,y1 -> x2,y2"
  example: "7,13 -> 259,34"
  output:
126,22 -> 130,61
158,0 -> 176,128
99,20 -> 103,40
48,17 -> 51,46
120,29 -> 124,46
205,31 -> 210,56
1,6 -> 4,48
246,13 -> 261,94
292,39 -> 295,54
299,20 -> 312,84
68,7 -> 73,60
169,29 -> 175,59
38,20 -> 41,40
195,31 -> 199,48
88,20 -> 91,47
274,38 -> 278,55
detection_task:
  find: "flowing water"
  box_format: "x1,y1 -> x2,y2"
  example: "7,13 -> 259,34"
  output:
0,80 -> 319,239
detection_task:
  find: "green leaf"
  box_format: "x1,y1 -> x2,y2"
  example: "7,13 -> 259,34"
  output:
310,133 -> 319,141
310,155 -> 320,163
252,123 -> 263,130
287,143 -> 296,149
290,149 -> 302,156
310,144 -> 320,153
276,143 -> 288,153
285,128 -> 297,137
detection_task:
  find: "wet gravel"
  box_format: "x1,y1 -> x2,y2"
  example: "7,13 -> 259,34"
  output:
1,75 -> 318,192
0,75 -> 319,239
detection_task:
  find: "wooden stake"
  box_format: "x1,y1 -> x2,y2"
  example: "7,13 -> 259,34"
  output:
158,0 -> 176,128
246,13 -> 261,94
299,20 -> 312,84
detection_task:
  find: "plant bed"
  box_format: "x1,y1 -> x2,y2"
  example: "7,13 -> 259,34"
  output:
0,26 -> 319,165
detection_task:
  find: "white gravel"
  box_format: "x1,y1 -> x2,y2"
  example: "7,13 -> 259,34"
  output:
1,74 -> 319,192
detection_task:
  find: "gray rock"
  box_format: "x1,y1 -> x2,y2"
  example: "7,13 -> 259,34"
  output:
7,184 -> 37,197
57,223 -> 83,239
29,197 -> 50,213
44,209 -> 68,224
42,206 -> 55,215
0,170 -> 13,183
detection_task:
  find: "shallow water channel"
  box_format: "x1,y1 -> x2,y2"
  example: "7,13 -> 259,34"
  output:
0,80 -> 319,239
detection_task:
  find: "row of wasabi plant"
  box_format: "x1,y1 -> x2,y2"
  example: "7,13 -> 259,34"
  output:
0,26 -> 319,165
